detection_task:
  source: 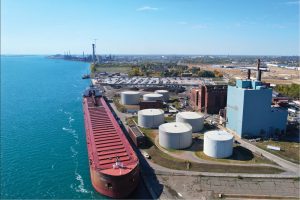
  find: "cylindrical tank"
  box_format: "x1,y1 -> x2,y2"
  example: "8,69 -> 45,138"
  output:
143,93 -> 163,101
138,109 -> 164,128
176,112 -> 204,133
203,130 -> 234,158
155,90 -> 169,101
159,122 -> 192,149
121,91 -> 140,105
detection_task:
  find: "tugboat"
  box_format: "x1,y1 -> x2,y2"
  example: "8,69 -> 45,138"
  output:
82,74 -> 90,79
82,87 -> 140,198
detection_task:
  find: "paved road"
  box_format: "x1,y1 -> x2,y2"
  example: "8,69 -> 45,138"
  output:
109,102 -> 132,121
222,126 -> 300,174
237,137 -> 299,173
156,173 -> 300,199
144,160 -> 299,199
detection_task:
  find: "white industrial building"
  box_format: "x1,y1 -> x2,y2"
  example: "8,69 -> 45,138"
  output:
176,112 -> 204,133
121,91 -> 140,105
203,130 -> 234,158
143,93 -> 163,101
155,90 -> 169,101
138,109 -> 164,128
159,122 -> 192,149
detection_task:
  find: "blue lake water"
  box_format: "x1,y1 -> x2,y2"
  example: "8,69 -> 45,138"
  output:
1,56 -> 123,199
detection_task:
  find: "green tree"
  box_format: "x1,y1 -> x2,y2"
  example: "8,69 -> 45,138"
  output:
275,84 -> 300,99
191,67 -> 200,74
129,67 -> 142,76
197,70 -> 215,77
90,64 -> 96,73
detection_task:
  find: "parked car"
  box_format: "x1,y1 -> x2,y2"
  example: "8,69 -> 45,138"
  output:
142,152 -> 151,159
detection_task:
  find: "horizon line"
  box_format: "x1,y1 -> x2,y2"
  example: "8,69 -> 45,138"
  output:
1,53 -> 300,57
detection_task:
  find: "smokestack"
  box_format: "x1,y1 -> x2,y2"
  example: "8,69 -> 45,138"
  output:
256,59 -> 262,81
247,69 -> 251,79
92,44 -> 96,64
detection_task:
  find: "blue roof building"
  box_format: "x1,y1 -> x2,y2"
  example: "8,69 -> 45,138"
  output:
226,79 -> 288,138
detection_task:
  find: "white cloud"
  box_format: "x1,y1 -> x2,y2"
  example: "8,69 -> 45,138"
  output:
136,6 -> 159,11
284,1 -> 300,5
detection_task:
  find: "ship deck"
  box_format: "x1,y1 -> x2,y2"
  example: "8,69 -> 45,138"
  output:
84,96 -> 138,173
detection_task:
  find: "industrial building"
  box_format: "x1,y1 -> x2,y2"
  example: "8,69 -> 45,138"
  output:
139,100 -> 163,110
159,122 -> 192,149
204,130 -> 233,158
226,66 -> 288,138
190,84 -> 227,114
176,112 -> 204,133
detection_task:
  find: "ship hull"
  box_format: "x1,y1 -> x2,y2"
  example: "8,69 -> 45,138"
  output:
82,93 -> 140,198
90,165 -> 140,198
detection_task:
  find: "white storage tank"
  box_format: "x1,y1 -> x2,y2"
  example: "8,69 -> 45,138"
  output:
176,112 -> 204,133
143,93 -> 163,101
138,109 -> 164,128
159,122 -> 192,149
204,130 -> 234,158
155,90 -> 169,101
121,91 -> 140,105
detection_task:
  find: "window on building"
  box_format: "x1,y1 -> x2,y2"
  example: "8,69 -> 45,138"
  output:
106,183 -> 112,189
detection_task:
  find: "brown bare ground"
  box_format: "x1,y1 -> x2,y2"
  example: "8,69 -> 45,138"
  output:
185,63 -> 300,84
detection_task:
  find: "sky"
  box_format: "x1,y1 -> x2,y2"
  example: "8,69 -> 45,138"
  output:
1,0 -> 300,55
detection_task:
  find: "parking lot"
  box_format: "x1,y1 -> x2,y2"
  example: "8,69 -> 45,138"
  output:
94,76 -> 228,87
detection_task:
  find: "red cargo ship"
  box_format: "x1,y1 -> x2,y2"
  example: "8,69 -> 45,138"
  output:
82,88 -> 139,198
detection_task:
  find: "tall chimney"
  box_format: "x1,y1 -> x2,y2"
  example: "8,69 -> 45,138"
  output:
92,43 -> 96,64
247,69 -> 251,79
256,59 -> 262,81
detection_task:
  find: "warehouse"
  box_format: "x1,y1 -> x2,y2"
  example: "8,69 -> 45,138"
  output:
139,100 -> 164,110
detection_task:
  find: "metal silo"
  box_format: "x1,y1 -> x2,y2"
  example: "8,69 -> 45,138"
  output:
176,112 -> 204,133
138,109 -> 164,128
121,91 -> 140,105
159,122 -> 192,149
155,90 -> 169,101
143,93 -> 163,101
203,130 -> 233,158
